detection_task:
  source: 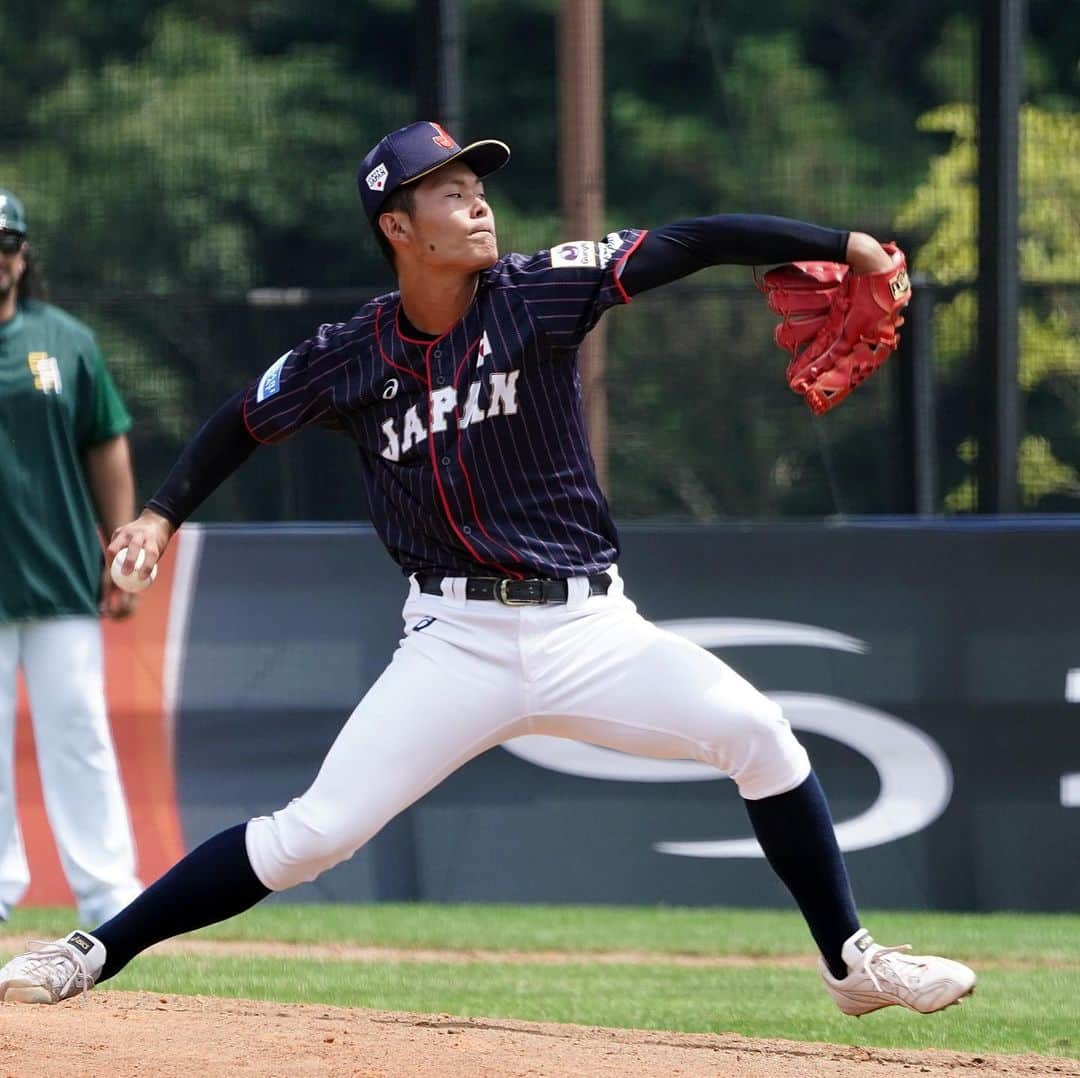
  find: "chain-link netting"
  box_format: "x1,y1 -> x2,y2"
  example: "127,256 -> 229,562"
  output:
3,1 -> 1076,521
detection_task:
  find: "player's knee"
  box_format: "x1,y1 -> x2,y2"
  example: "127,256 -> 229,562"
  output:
245,801 -> 383,892
703,693 -> 811,800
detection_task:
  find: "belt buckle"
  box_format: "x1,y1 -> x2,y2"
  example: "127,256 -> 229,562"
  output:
497,578 -> 536,606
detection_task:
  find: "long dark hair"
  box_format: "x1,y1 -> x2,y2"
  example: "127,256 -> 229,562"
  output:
16,243 -> 49,303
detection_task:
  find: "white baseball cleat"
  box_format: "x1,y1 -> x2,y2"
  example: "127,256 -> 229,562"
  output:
820,929 -> 976,1016
0,931 -> 106,1004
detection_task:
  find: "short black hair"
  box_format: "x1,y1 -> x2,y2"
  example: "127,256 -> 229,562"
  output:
371,186 -> 416,273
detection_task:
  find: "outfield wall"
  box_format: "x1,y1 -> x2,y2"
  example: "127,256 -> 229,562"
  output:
17,521 -> 1080,912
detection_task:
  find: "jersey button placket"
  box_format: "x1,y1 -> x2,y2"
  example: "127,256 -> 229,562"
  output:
436,341 -> 458,471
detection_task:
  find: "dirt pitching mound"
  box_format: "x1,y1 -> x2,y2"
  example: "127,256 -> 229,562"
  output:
0,992 -> 1075,1078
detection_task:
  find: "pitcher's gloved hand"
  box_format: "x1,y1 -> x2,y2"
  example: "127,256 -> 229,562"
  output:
757,242 -> 912,415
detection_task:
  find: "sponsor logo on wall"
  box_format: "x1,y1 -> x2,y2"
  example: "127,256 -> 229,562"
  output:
502,618 -> 954,857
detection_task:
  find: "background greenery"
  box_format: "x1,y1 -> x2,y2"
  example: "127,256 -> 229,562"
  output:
2,1 -> 1077,518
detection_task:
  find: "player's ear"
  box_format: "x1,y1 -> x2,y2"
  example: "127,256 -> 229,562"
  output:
378,210 -> 411,247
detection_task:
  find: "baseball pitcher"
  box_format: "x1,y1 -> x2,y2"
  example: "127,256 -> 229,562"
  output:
0,124 -> 971,1017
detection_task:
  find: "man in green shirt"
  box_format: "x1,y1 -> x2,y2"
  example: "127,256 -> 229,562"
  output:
0,188 -> 143,923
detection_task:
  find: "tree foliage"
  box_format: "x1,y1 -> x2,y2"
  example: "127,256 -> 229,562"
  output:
897,102 -> 1080,510
1,0 -> 1076,519
9,11 -> 412,292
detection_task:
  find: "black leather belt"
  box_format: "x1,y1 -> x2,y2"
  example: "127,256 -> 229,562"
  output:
417,572 -> 612,605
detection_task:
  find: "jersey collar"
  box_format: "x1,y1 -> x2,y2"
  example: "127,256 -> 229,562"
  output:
392,276 -> 482,347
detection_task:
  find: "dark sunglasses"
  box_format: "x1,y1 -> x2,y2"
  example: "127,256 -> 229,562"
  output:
0,233 -> 26,255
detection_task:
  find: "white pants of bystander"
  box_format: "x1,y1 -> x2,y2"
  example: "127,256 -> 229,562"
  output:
0,617 -> 142,924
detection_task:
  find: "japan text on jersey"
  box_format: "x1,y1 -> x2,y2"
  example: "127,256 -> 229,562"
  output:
243,229 -> 647,578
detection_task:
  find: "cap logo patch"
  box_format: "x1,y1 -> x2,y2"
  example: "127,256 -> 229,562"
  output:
428,122 -> 456,150
366,162 -> 389,192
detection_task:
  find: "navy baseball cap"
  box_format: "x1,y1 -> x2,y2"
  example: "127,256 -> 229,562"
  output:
358,121 -> 510,223
0,189 -> 28,235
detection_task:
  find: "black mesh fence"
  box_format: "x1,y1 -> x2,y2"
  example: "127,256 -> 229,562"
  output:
57,280 -> 909,522
58,276 -> 1080,522
4,1 -> 1077,521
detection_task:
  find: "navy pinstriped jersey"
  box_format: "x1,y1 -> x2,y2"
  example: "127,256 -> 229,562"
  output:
243,228 -> 647,579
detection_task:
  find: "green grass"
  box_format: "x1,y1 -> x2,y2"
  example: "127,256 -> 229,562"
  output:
9,903 -> 1077,961
3,905 -> 1077,1058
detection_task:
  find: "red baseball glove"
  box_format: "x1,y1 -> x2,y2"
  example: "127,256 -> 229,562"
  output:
757,242 -> 912,416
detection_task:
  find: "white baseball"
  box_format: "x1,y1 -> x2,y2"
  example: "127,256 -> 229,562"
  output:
110,547 -> 158,593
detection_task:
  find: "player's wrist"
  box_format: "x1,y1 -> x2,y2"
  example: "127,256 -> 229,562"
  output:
845,232 -> 892,274
139,505 -> 177,543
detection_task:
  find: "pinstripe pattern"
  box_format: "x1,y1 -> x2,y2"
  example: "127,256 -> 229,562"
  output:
243,229 -> 647,577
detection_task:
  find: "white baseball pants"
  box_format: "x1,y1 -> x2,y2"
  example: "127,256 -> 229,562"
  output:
246,568 -> 811,892
0,617 -> 142,924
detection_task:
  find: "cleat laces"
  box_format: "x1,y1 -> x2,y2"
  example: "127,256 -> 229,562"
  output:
858,943 -> 926,994
19,940 -> 93,1002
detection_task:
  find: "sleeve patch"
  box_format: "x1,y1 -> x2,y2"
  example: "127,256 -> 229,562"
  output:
256,352 -> 289,402
598,232 -> 626,268
551,241 -> 598,269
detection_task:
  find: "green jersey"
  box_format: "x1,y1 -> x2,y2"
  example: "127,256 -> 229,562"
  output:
0,299 -> 131,623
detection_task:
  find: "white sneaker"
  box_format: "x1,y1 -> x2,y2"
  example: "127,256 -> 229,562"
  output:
820,929 -> 976,1016
0,931 -> 106,1004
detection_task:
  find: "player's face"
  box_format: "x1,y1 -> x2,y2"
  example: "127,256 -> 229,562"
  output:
0,233 -> 26,302
407,162 -> 498,272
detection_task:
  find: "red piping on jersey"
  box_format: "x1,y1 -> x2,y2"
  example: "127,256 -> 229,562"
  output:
448,337 -> 526,577
390,296 -> 525,578
385,298 -> 521,577
377,303 -> 493,570
241,390 -> 275,445
374,304 -> 428,386
612,229 -> 649,306
393,301 -> 457,347
422,335 -> 525,580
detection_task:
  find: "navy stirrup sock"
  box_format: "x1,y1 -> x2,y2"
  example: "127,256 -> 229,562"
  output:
92,823 -> 271,982
743,772 -> 859,980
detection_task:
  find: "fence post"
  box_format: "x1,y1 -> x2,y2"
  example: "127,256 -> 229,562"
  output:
559,0 -> 607,488
416,0 -> 465,138
908,279 -> 939,515
976,0 -> 1024,513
